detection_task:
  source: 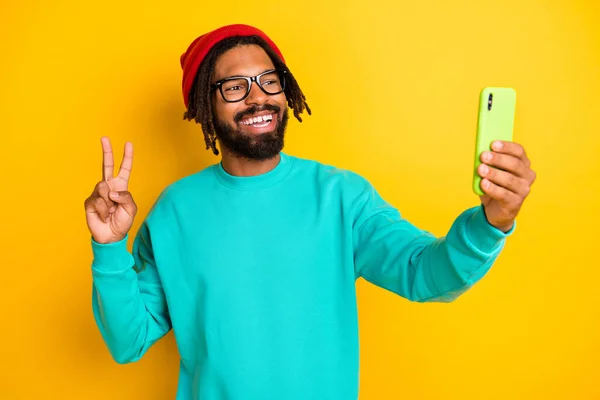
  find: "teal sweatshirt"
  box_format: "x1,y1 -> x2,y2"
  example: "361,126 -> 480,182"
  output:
91,152 -> 513,400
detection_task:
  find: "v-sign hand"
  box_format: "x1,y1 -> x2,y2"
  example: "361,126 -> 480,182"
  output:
85,137 -> 138,244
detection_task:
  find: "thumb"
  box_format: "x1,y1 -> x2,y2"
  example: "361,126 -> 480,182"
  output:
109,191 -> 137,216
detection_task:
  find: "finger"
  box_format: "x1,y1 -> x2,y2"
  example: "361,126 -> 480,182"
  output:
95,181 -> 116,212
480,178 -> 521,205
478,164 -> 529,196
85,196 -> 110,222
109,190 -> 137,217
101,137 -> 114,181
480,151 -> 528,178
95,197 -> 111,222
491,141 -> 530,165
117,142 -> 133,183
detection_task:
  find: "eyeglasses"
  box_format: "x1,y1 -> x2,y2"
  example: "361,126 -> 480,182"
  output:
211,69 -> 287,103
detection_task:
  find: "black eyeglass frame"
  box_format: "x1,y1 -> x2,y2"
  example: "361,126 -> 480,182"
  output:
210,69 -> 287,103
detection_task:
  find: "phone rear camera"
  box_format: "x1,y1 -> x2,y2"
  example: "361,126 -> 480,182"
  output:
488,93 -> 493,110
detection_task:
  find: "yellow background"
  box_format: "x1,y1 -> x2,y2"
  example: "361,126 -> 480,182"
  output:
1,0 -> 598,398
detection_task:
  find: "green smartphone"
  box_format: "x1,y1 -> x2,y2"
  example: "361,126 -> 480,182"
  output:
473,87 -> 517,195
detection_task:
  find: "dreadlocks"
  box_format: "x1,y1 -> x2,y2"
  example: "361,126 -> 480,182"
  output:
182,35 -> 311,156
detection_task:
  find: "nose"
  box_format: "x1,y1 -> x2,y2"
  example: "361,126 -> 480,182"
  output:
244,80 -> 268,105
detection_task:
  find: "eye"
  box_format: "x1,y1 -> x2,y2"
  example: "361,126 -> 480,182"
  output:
224,85 -> 243,92
221,78 -> 248,93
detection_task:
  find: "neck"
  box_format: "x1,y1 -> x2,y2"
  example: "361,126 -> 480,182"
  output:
220,147 -> 281,177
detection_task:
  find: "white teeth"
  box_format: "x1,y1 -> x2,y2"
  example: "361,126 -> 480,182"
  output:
242,114 -> 273,126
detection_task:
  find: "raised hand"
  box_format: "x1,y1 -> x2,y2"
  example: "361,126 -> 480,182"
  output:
476,140 -> 536,232
84,137 -> 137,244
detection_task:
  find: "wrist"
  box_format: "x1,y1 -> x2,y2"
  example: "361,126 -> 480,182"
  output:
92,234 -> 127,245
485,215 -> 515,233
480,204 -> 515,233
492,221 -> 514,233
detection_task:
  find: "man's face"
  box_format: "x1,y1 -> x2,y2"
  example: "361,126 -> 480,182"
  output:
211,44 -> 288,160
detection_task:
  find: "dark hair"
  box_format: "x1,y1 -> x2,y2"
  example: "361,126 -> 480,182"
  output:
182,35 -> 311,155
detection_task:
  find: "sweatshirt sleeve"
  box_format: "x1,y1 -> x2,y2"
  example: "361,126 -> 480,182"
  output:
91,221 -> 172,363
353,184 -> 514,303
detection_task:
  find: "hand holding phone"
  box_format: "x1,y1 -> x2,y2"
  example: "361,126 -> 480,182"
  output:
470,87 -> 537,232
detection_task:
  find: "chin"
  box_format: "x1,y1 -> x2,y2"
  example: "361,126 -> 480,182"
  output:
214,108 -> 289,160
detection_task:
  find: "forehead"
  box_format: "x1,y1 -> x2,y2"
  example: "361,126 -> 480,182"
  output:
213,44 -> 276,80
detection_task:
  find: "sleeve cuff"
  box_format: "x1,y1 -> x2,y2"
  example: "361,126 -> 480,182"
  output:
464,205 -> 515,253
91,234 -> 134,273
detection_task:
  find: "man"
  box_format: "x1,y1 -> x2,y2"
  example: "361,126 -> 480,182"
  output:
85,24 -> 536,400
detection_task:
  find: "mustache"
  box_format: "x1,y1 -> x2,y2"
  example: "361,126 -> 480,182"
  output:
234,104 -> 281,123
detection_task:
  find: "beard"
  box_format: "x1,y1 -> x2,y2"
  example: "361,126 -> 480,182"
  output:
213,104 -> 289,161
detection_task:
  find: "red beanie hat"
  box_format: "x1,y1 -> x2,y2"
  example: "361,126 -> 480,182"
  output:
180,24 -> 285,109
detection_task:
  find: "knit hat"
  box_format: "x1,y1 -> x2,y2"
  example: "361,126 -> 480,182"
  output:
180,24 -> 285,108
